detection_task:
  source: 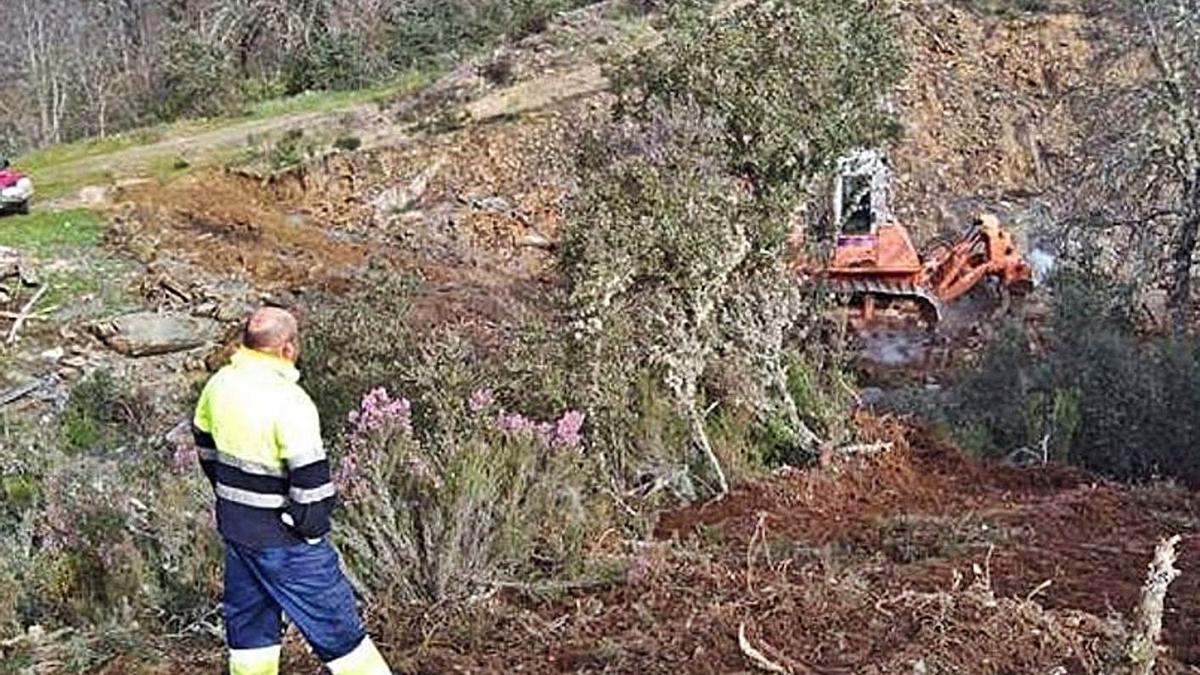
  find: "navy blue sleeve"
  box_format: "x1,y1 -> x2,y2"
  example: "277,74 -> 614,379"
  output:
285,459 -> 336,539
192,423 -> 217,487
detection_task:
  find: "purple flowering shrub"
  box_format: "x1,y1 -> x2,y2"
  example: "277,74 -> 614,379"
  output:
334,385 -> 593,602
0,425 -> 219,646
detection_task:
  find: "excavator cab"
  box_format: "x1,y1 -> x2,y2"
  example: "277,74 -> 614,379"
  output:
840,174 -> 875,236
828,151 -> 923,279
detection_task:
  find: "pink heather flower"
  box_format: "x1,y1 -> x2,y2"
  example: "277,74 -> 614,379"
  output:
349,387 -> 412,435
497,411 -> 534,434
171,444 -> 198,474
339,387 -> 414,499
468,387 -> 495,413
495,407 -> 586,450
552,410 -> 585,449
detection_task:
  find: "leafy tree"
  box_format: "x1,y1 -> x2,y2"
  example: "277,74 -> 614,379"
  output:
563,0 -> 906,494
286,30 -> 369,94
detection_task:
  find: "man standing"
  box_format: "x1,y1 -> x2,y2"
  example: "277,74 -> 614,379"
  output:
192,307 -> 391,675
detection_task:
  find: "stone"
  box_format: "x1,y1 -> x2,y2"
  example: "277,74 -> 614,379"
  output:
92,312 -> 218,357
39,347 -> 65,362
215,300 -> 250,323
0,246 -> 38,286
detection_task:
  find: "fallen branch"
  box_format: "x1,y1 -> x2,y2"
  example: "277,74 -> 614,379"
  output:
7,284 -> 47,344
1025,579 -> 1053,602
738,623 -> 789,674
1129,535 -> 1182,675
835,441 -> 893,456
0,311 -> 48,321
746,511 -> 770,593
0,377 -> 50,408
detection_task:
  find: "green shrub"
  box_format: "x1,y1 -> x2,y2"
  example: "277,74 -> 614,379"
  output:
386,0 -> 587,69
154,36 -> 241,120
286,31 -> 370,95
561,0 -> 904,493
333,135 -> 363,152
949,266 -> 1200,484
1,400 -> 219,657
60,370 -> 147,453
302,276 -> 420,442
332,341 -> 596,602
268,129 -> 309,170
612,0 -> 906,194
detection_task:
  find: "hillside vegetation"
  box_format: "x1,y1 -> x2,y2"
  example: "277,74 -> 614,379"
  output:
1,0 -> 1199,673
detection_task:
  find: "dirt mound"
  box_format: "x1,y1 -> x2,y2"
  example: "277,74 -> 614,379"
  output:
145,431 -> 1195,673
111,170 -> 366,293
108,100 -> 593,342
330,420 -> 1190,674
659,420 -> 1200,667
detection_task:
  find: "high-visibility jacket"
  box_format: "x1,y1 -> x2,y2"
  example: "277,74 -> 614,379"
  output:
192,347 -> 336,548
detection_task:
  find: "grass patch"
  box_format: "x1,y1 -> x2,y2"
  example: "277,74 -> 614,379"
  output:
0,209 -> 105,256
14,68 -> 438,201
241,74 -> 424,119
0,209 -> 134,313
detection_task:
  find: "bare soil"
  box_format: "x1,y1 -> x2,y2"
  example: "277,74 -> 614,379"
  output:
144,419 -> 1197,674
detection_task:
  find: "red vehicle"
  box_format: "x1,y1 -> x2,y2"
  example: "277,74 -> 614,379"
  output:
0,159 -> 33,215
794,150 -> 1034,328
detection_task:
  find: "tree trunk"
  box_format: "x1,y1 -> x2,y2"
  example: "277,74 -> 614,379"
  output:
687,401 -> 728,497
1169,180 -> 1200,335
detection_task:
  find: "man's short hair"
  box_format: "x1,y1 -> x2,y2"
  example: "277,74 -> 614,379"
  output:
242,307 -> 298,351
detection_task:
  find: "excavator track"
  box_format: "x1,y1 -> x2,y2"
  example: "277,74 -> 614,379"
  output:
823,277 -> 944,327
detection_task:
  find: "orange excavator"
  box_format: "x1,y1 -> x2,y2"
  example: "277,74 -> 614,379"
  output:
820,214 -> 1034,326
805,151 -> 1034,328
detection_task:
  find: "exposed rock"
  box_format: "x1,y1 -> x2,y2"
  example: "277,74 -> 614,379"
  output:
372,158 -> 445,215
0,246 -> 39,287
39,347 -> 64,363
91,312 -> 218,357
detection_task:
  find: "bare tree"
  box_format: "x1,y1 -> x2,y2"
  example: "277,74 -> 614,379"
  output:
18,0 -> 73,145
1064,0 -> 1200,333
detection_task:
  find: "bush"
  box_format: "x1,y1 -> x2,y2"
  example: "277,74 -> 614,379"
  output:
948,267 -> 1200,484
1,383 -> 219,665
267,129 -> 312,170
286,31 -> 370,95
333,135 -> 363,152
386,0 -> 587,69
302,276 -> 420,442
612,0 -> 906,194
301,282 -> 616,600
60,369 -> 151,453
561,0 -> 904,493
154,36 -> 241,120
334,383 -> 593,602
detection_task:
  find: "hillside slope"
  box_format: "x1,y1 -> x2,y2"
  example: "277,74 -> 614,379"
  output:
3,2 -> 1194,674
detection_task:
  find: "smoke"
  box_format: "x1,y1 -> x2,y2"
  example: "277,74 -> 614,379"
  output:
860,329 -> 927,366
1028,247 -> 1057,286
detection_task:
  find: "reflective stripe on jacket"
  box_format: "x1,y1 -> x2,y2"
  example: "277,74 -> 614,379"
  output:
192,347 -> 336,548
